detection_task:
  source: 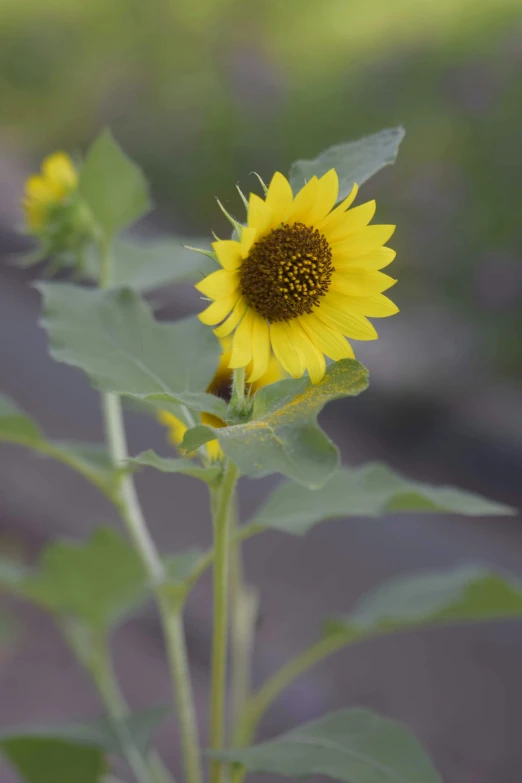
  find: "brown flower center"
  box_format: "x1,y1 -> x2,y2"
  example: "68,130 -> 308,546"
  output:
240,222 -> 333,322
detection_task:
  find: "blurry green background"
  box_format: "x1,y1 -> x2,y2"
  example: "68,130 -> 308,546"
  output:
2,0 -> 522,378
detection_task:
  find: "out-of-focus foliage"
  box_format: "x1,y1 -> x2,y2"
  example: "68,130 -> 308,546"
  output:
1,0 -> 522,376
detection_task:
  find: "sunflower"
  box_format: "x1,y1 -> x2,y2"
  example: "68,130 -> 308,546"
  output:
195,169 -> 398,384
158,339 -> 284,461
23,152 -> 78,231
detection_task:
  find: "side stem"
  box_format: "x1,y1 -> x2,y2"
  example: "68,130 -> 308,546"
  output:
210,461 -> 239,783
229,498 -> 257,732
233,634 -> 347,749
99,236 -> 202,783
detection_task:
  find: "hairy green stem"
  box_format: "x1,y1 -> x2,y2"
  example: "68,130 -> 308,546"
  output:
229,499 -> 257,733
233,634 -> 347,749
232,367 -> 245,406
88,636 -> 161,783
210,461 -> 240,783
99,236 -> 202,783
185,523 -> 264,594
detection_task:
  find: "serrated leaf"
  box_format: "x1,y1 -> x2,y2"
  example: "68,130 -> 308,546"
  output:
0,393 -> 123,498
325,565 -> 522,640
181,360 -> 368,488
289,127 -> 405,203
129,449 -> 221,483
83,235 -> 214,292
0,708 -> 166,783
16,528 -> 148,631
79,129 -> 152,235
249,462 -> 515,534
0,737 -> 105,783
212,708 -> 440,783
38,283 -> 224,423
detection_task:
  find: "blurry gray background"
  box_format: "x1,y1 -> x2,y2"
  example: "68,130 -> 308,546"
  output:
1,1 -> 522,781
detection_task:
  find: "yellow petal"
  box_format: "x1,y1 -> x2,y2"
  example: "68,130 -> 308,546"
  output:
264,172 -> 293,229
332,225 -> 396,257
315,183 -> 359,231
250,354 -> 285,393
240,226 -> 257,257
195,269 -> 239,299
212,240 -> 243,270
42,152 -> 77,191
229,309 -> 255,368
157,410 -> 187,448
325,200 -> 376,244
206,439 -> 224,461
248,192 -> 270,234
318,298 -> 378,340
306,169 -> 339,225
24,175 -> 55,203
299,313 -> 355,361
198,294 -> 239,325
213,298 -> 248,337
341,293 -> 399,317
286,176 -> 319,224
333,246 -> 396,272
288,321 -> 326,384
270,321 -> 305,378
330,270 -> 397,296
247,315 -> 271,383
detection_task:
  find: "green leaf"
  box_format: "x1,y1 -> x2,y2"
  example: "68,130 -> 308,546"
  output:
325,565 -> 522,640
79,129 -> 152,235
83,235 -> 214,292
0,737 -> 104,783
38,283 -> 224,422
0,708 -> 166,783
249,462 -> 515,534
0,393 -> 123,499
129,449 -> 222,483
181,360 -> 368,488
15,528 -> 148,631
212,708 -> 440,783
0,394 -> 43,442
289,127 -> 405,203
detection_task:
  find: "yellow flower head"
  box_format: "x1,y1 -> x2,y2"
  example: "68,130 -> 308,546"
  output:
196,170 -> 398,384
23,152 -> 78,231
158,338 -> 284,461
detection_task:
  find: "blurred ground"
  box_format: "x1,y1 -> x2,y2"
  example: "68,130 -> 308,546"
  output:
1,0 -> 522,781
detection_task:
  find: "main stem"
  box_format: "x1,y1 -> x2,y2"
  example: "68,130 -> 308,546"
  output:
210,461 -> 239,783
99,236 -> 202,783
